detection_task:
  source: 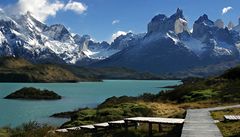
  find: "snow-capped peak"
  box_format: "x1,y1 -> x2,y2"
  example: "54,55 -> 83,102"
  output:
0,11 -> 121,64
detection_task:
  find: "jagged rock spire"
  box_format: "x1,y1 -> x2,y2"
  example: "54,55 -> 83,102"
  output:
170,8 -> 184,19
147,8 -> 187,34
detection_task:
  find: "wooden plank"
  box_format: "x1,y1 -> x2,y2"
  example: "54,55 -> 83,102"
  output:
108,120 -> 125,124
66,127 -> 81,131
80,125 -> 95,130
125,117 -> 184,124
108,120 -> 125,128
125,117 -> 151,122
148,118 -> 184,124
224,115 -> 240,121
55,129 -> 68,133
94,123 -> 109,128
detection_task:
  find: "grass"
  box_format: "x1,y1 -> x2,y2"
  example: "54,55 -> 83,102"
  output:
61,102 -> 185,128
178,100 -> 238,109
0,128 -> 10,137
211,108 -> 240,137
181,89 -> 217,102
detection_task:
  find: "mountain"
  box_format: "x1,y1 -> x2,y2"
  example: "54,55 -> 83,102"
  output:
1,9 -> 240,75
0,10 -> 118,65
92,9 -> 240,74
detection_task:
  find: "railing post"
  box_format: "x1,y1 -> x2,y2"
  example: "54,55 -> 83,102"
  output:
124,120 -> 128,133
149,122 -> 152,137
158,124 -> 162,132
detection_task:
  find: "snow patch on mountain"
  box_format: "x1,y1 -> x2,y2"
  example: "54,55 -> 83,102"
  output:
0,31 -> 6,44
83,48 -> 119,60
215,41 -> 235,56
183,38 -> 206,55
166,32 -> 179,44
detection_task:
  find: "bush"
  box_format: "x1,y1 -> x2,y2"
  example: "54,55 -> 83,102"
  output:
10,121 -> 56,137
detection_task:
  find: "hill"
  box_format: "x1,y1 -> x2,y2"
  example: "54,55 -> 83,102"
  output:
0,57 -> 81,82
63,65 -> 164,80
0,57 -> 164,82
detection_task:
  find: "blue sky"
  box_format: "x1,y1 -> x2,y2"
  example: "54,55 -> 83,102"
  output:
1,0 -> 240,42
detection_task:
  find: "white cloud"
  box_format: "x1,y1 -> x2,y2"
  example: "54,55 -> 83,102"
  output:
14,0 -> 64,22
4,0 -> 87,22
222,6 -> 233,15
64,0 -> 87,14
112,19 -> 120,25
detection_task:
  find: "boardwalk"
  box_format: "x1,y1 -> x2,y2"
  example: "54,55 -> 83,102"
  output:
181,105 -> 240,137
56,117 -> 184,136
56,104 -> 240,137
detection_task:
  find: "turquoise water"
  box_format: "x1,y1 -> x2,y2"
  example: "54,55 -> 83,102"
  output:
0,80 -> 181,127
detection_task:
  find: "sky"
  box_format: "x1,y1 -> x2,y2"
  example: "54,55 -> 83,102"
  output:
1,0 -> 240,42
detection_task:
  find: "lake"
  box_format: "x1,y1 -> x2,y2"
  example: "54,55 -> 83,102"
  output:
0,80 -> 181,127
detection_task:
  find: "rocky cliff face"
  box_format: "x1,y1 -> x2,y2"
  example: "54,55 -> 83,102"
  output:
147,8 -> 188,34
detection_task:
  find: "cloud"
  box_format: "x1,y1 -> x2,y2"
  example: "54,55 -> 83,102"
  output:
112,19 -> 120,25
64,0 -> 87,14
4,0 -> 87,22
222,6 -> 233,15
11,0 -> 64,22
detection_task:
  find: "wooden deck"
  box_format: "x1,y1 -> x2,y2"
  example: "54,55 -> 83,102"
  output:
56,105 -> 240,136
124,117 -> 184,124
56,117 -> 184,136
224,115 -> 240,121
125,117 -> 184,137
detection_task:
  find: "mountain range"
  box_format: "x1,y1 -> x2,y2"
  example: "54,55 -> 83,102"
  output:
1,8 -> 240,75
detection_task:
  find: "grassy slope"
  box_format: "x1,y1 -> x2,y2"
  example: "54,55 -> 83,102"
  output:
0,128 -> 9,137
0,57 -> 81,82
159,68 -> 240,104
62,65 -> 164,80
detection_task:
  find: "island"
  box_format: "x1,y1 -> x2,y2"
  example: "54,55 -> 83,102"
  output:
4,87 -> 62,100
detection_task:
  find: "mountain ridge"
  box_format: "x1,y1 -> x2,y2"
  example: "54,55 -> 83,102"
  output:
92,9 -> 240,74
1,9 -> 240,75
